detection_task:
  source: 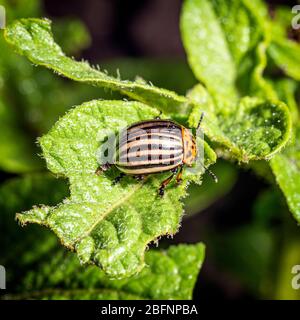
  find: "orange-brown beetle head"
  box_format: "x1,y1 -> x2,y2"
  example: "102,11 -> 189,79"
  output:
182,127 -> 197,166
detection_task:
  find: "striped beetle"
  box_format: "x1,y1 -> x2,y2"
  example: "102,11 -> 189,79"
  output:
97,113 -> 217,196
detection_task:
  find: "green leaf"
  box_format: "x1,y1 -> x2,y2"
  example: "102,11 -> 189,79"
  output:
212,0 -> 268,64
245,40 -> 278,100
180,0 -> 291,162
102,58 -> 197,96
232,5 -> 300,224
268,38 -> 300,81
188,85 -> 291,162
16,100 -> 215,278
269,78 -> 299,123
4,18 -> 189,115
267,6 -> 300,81
270,126 -> 300,223
180,0 -> 268,104
181,0 -> 238,103
0,175 -> 204,299
252,41 -> 300,224
0,11 -> 93,172
272,5 -> 294,37
12,244 -> 205,300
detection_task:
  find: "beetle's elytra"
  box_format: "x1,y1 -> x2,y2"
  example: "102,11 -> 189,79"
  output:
96,114 -> 216,196
116,119 -> 196,173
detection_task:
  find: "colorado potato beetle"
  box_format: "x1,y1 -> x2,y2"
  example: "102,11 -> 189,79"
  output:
97,113 -> 217,196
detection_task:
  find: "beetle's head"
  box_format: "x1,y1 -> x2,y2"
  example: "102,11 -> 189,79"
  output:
182,128 -> 197,166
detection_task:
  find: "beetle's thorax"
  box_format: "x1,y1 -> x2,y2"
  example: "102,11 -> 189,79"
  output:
182,127 -> 197,166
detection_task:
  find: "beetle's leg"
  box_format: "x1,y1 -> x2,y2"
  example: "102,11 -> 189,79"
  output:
176,164 -> 184,185
158,169 -> 177,197
95,163 -> 111,175
112,172 -> 126,185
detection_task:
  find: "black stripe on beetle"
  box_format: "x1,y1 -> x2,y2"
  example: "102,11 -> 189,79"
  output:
96,115 -> 216,196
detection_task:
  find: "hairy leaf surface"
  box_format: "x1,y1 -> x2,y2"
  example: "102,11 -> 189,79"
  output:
0,175 -> 205,299
4,18 -> 189,115
188,85 -> 291,162
16,100 -> 215,278
14,244 -> 205,300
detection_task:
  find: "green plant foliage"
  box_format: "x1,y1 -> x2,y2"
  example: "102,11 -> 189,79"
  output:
262,5 -> 300,223
267,75 -> 300,224
102,58 -> 197,96
246,4 -> 300,225
180,0 -> 291,161
247,39 -> 279,100
0,174 -> 205,300
261,43 -> 300,223
180,0 -> 268,104
188,85 -> 291,162
268,39 -> 300,81
2,0 -> 300,293
0,1 -> 93,173
4,18 -> 291,163
4,10 -> 295,280
15,100 -> 215,278
181,0 -> 300,224
267,5 -> 300,82
4,18 -> 189,116
11,244 -> 205,300
270,126 -> 300,222
271,6 -> 293,38
181,0 -> 237,103
270,79 -> 299,123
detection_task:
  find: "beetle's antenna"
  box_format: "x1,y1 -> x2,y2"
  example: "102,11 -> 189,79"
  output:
197,112 -> 205,131
194,112 -> 217,182
195,112 -> 205,138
